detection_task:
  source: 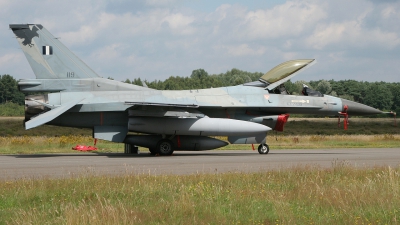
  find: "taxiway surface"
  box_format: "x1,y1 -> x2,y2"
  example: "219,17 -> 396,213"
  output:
1,148 -> 400,180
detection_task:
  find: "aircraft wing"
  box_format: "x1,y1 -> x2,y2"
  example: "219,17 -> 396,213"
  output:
125,101 -> 199,108
26,98 -> 84,129
127,103 -> 205,119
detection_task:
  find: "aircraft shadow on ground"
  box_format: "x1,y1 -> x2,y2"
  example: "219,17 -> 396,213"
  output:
9,151 -> 347,158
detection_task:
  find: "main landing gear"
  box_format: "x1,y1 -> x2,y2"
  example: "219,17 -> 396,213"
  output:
149,139 -> 174,156
258,144 -> 269,154
124,144 -> 139,154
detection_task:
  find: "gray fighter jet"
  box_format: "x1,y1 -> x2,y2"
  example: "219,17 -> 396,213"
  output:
10,24 -> 382,155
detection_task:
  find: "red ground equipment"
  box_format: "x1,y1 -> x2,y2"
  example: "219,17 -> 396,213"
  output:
72,139 -> 98,151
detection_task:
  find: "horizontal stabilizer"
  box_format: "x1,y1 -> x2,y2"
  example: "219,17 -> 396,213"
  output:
26,98 -> 84,129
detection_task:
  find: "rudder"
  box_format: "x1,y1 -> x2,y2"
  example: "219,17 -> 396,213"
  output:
10,24 -> 100,79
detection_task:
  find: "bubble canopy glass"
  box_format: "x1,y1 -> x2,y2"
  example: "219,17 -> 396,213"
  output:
260,59 -> 315,84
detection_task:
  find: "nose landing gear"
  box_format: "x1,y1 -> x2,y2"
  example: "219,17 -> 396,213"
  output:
258,144 -> 269,154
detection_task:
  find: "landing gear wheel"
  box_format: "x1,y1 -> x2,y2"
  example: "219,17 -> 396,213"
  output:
156,139 -> 174,156
258,144 -> 269,154
149,148 -> 158,155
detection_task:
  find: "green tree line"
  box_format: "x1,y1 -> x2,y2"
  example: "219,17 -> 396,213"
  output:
0,74 -> 25,116
125,68 -> 262,90
1,70 -> 399,116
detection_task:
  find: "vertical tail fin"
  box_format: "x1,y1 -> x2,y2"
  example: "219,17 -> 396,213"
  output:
10,24 -> 100,79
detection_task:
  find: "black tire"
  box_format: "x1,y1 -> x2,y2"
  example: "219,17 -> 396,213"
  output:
258,144 -> 269,154
156,139 -> 174,156
149,148 -> 158,155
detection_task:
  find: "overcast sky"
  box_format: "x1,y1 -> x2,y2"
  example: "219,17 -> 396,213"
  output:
1,0 -> 400,83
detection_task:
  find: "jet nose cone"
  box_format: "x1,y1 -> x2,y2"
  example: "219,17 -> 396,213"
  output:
341,99 -> 382,115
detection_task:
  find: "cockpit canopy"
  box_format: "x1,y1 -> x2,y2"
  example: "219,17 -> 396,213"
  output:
260,59 -> 315,86
244,59 -> 315,91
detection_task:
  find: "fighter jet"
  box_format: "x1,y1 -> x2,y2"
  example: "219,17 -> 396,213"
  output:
10,24 -> 383,155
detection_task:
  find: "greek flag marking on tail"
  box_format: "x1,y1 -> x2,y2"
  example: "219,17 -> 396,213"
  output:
10,24 -> 100,79
42,46 -> 52,55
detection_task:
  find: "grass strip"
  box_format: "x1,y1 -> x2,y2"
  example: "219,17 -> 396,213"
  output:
0,165 -> 399,224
